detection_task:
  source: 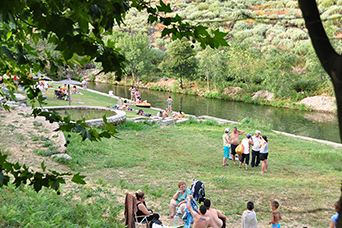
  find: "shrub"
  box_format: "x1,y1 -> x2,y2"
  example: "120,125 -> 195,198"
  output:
204,12 -> 216,19
318,0 -> 335,7
292,79 -> 319,92
278,38 -> 295,49
230,10 -> 251,20
197,3 -> 209,10
286,0 -> 298,8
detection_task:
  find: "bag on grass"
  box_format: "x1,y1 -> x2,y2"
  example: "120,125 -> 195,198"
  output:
236,144 -> 244,155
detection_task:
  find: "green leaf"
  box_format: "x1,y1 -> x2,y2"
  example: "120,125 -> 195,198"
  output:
41,161 -> 46,172
71,173 -> 86,185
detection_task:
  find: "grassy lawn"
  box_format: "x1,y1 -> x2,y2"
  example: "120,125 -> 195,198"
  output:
60,120 -> 342,228
41,85 -> 157,118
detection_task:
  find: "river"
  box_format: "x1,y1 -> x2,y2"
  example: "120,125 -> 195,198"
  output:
87,83 -> 340,143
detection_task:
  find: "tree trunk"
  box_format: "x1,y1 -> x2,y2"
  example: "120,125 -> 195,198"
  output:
299,0 -> 342,143
206,70 -> 210,91
244,76 -> 250,90
299,1 -> 342,226
179,76 -> 183,89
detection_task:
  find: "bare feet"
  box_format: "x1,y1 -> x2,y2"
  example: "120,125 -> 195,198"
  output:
259,171 -> 264,174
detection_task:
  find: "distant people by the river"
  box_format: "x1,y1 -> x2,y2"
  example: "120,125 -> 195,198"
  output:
167,96 -> 173,112
173,110 -> 184,119
82,78 -> 87,90
259,135 -> 269,174
241,201 -> 257,228
108,89 -> 113,96
203,199 -> 226,228
157,110 -> 163,117
251,130 -> 261,168
330,201 -> 340,228
129,85 -> 136,102
230,127 -> 245,164
168,181 -> 192,218
135,90 -> 141,101
222,128 -> 231,167
269,201 -> 281,228
239,133 -> 253,171
162,108 -> 169,117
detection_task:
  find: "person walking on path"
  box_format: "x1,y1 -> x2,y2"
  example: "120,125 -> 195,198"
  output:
167,96 -> 173,112
230,127 -> 245,164
222,128 -> 231,167
259,135 -> 269,174
239,133 -> 253,171
251,130 -> 261,168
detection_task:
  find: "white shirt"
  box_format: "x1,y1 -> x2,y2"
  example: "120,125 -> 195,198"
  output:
241,210 -> 258,228
252,135 -> 260,151
260,142 -> 269,154
241,138 -> 251,154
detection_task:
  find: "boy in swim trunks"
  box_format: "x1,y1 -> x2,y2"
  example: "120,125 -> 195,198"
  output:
269,201 -> 282,228
222,128 -> 231,167
167,96 -> 173,112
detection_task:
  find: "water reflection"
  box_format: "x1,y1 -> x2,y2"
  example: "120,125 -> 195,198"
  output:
87,83 -> 340,143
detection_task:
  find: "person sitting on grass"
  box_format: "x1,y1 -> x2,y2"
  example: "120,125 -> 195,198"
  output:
187,195 -> 211,228
157,110 -> 163,117
136,190 -> 160,228
162,108 -> 169,117
168,181 -> 192,219
203,199 -> 226,228
173,110 -> 184,119
71,85 -> 83,95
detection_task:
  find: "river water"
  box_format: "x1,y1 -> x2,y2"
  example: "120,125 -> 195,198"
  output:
88,83 -> 340,143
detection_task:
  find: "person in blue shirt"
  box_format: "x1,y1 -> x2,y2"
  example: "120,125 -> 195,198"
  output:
330,201 -> 340,228
168,181 -> 192,219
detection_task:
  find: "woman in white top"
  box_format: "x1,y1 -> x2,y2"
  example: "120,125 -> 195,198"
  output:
259,135 -> 268,174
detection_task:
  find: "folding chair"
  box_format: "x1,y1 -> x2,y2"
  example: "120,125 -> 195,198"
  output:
124,192 -> 149,228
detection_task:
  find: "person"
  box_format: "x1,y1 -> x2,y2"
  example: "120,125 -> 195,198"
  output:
157,110 -> 163,117
251,130 -> 261,168
136,190 -> 160,227
203,199 -> 226,228
259,135 -> 269,174
136,97 -> 142,104
241,201 -> 257,228
123,100 -> 130,109
230,127 -> 245,164
135,90 -> 141,101
82,78 -> 87,90
186,195 -> 210,228
43,81 -> 49,92
330,201 -> 340,228
222,128 -> 231,167
167,96 -> 173,112
129,85 -> 136,102
239,133 -> 253,171
61,84 -> 67,93
269,201 -> 282,228
162,108 -> 169,117
71,85 -> 78,94
168,181 -> 192,219
173,110 -> 183,119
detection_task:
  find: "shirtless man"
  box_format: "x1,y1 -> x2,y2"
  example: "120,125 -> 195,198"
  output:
203,199 -> 226,228
230,126 -> 245,164
187,195 -> 210,228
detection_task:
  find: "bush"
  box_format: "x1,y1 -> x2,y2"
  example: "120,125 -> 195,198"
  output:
292,79 -> 319,92
204,12 -> 216,19
197,3 -> 209,10
286,0 -> 298,8
232,21 -> 252,31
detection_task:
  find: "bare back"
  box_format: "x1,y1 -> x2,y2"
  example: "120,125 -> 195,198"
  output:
271,210 -> 281,224
193,215 -> 210,228
205,209 -> 223,228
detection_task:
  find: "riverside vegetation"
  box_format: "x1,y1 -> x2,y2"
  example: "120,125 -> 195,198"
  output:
78,0 -> 342,111
1,88 -> 341,227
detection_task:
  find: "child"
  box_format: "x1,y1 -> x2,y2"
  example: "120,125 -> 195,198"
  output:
167,96 -> 173,112
222,128 -> 231,167
239,133 -> 254,171
241,201 -> 257,228
330,201 -> 340,228
269,201 -> 282,228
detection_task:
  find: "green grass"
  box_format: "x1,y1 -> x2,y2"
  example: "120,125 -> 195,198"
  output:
60,120 -> 342,227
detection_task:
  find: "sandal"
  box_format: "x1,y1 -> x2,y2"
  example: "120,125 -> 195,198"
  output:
167,215 -> 174,219
222,164 -> 228,167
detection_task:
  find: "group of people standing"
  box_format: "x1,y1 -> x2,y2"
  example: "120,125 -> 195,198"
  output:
222,127 -> 269,173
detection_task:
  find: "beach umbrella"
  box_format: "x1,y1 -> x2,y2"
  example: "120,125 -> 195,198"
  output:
41,75 -> 53,81
53,79 -> 82,106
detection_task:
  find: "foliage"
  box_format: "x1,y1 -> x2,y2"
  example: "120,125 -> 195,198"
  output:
159,38 -> 198,88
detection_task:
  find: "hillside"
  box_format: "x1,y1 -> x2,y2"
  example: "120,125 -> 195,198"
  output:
98,0 -> 342,105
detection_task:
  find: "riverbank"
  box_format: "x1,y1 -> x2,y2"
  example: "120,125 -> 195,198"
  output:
81,70 -> 337,114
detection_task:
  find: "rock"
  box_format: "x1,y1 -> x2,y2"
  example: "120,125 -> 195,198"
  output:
299,96 -> 336,113
222,87 -> 246,98
252,90 -> 274,101
161,117 -> 176,126
5,101 -> 19,108
176,118 -> 188,124
14,93 -> 27,102
51,153 -> 72,160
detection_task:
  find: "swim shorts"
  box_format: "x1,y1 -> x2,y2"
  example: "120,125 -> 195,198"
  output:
260,153 -> 268,161
272,224 -> 280,228
223,146 -> 230,158
231,144 -> 238,155
168,102 -> 172,105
